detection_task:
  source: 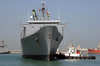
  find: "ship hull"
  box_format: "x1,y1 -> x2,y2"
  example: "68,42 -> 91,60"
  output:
0,51 -> 10,54
21,26 -> 63,61
88,49 -> 100,54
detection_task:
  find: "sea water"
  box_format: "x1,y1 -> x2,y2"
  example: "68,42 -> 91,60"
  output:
0,54 -> 100,66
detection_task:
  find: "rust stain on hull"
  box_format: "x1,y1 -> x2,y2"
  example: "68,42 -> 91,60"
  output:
32,52 -> 34,55
48,37 -> 51,39
37,40 -> 45,54
48,53 -> 50,61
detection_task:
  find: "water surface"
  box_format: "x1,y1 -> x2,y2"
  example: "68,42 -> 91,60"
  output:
0,54 -> 100,66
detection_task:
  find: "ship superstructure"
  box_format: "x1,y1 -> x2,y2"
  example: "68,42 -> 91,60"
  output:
20,1 -> 67,61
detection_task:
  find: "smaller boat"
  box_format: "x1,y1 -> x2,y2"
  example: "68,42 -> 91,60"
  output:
88,40 -> 100,54
64,39 -> 83,57
65,45 -> 82,57
55,39 -> 96,60
0,41 -> 10,54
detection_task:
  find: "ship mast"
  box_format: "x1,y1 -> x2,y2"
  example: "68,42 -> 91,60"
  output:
41,1 -> 46,20
98,40 -> 100,49
32,1 -> 49,20
71,37 -> 73,47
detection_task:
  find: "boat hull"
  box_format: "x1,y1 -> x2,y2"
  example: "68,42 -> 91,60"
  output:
21,26 -> 63,61
88,49 -> 100,54
0,51 -> 10,54
0,46 -> 11,54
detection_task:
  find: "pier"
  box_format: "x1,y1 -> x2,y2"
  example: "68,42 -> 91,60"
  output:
10,50 -> 21,54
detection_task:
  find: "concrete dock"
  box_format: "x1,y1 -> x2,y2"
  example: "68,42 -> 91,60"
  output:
10,50 -> 21,54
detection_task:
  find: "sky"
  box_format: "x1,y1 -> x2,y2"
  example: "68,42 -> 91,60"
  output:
0,0 -> 100,50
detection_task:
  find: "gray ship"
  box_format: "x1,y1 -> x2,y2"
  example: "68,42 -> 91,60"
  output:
0,41 -> 10,54
20,1 -> 67,61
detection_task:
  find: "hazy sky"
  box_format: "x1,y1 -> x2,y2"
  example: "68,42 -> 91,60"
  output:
0,0 -> 100,50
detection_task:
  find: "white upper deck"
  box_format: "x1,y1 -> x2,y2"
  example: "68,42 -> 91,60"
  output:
27,20 -> 61,24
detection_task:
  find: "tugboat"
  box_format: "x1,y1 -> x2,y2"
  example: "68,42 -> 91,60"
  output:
0,41 -> 10,54
61,39 -> 96,59
65,45 -> 82,57
55,40 -> 96,60
64,39 -> 83,57
20,1 -> 67,61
